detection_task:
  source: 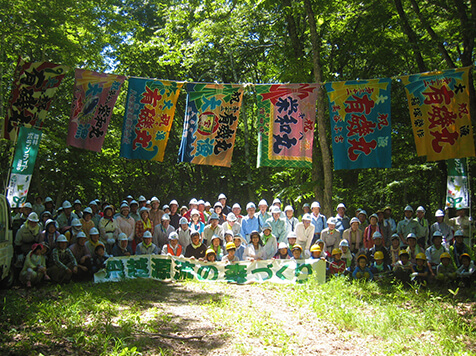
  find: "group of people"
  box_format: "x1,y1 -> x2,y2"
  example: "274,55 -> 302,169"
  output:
12,193 -> 475,288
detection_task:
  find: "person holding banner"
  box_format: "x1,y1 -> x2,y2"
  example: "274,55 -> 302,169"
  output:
184,230 -> 207,260
161,232 -> 183,257
244,231 -> 265,261
135,231 -> 159,255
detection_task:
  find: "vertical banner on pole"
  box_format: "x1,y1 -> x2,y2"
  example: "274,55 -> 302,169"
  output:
6,126 -> 42,207
446,158 -> 469,209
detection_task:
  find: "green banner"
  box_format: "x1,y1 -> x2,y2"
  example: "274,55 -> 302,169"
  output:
6,126 -> 42,207
94,255 -> 326,285
446,158 -> 469,209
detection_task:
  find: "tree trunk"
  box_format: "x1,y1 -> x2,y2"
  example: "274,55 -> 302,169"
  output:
304,0 -> 333,217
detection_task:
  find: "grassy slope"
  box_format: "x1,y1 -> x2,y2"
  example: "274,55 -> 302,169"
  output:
0,278 -> 474,355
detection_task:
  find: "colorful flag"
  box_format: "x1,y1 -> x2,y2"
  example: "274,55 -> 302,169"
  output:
3,58 -> 68,141
178,83 -> 243,167
325,79 -> 392,170
401,67 -> 475,161
6,126 -> 42,207
67,69 -> 126,152
120,78 -> 183,161
446,158 -> 469,209
256,84 -> 318,168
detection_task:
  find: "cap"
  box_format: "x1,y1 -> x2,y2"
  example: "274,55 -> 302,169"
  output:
287,231 -> 297,239
83,207 -> 93,214
339,239 -> 349,247
44,197 -> 53,203
272,198 -> 281,205
140,207 -> 149,214
189,198 -> 198,205
151,196 -> 160,203
350,217 -> 360,224
406,233 -> 417,240
214,201 -> 223,208
197,199 -> 205,205
435,209 -> 445,217
416,206 -> 426,213
404,205 -> 413,212
327,217 -> 336,225
138,195 -> 147,202
262,222 -> 272,231
120,203 -> 130,210
73,199 -> 82,205
209,213 -> 219,220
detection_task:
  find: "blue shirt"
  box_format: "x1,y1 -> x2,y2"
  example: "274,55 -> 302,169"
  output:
311,213 -> 327,235
241,215 -> 259,243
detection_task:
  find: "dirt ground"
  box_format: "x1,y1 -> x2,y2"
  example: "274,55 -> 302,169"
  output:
141,282 -> 371,356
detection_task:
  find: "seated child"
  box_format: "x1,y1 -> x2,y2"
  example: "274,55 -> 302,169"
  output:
310,244 -> 323,259
287,233 -> 297,257
233,234 -> 246,261
91,243 -> 108,274
19,243 -> 50,287
436,252 -> 457,284
222,242 -> 239,262
291,244 -> 304,260
339,239 -> 354,270
352,254 -> 373,280
393,250 -> 414,283
224,230 -> 234,244
275,242 -> 290,259
316,239 -> 330,259
47,234 -> 78,284
205,248 -> 217,262
370,250 -> 391,280
412,253 -> 429,285
456,253 -> 475,287
328,248 -> 346,276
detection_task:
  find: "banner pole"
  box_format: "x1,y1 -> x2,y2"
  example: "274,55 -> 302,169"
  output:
467,158 -> 472,246
3,130 -> 18,198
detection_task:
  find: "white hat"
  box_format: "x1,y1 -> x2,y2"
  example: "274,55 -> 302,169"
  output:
118,233 -> 128,241
44,197 -> 53,203
73,199 -> 82,205
139,207 -> 149,214
227,212 -> 237,222
120,203 -> 130,210
56,235 -> 68,243
284,205 -> 293,212
311,201 -> 320,209
372,231 -> 383,239
89,200 -> 97,206
225,229 -> 234,236
214,201 -> 223,208
272,198 -> 281,205
190,209 -> 200,216
83,207 -> 93,214
27,212 -> 39,222
151,196 -> 160,203
126,195 -> 133,199
327,217 -> 336,225
130,200 -> 138,206
188,198 -> 197,205
169,199 -> 178,206
302,213 -> 312,221
162,213 -> 170,221
287,231 -> 297,239
179,217 -> 188,225
77,231 -> 87,239
232,203 -> 241,209
435,209 -> 445,217
138,195 -> 147,202
404,205 -> 413,212
197,199 -> 205,205
336,203 -> 346,210
143,231 -> 153,238
350,217 -> 360,224
218,193 -> 227,200
62,200 -> 72,209
258,199 -> 268,207
204,201 -> 211,207
23,202 -> 33,209
278,242 -> 288,250
72,218 -> 82,227
162,204 -> 170,210
271,206 -> 281,214
90,227 -> 99,235
168,232 -> 179,240
246,202 -> 256,210
416,206 -> 426,213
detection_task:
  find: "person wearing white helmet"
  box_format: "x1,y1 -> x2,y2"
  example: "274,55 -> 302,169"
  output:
284,205 -> 299,235
218,193 -> 231,216
255,199 -> 271,233
222,212 -> 242,238
72,199 -> 83,220
69,231 -> 92,280
241,202 -> 259,243
320,217 -> 341,254
39,219 -> 60,251
177,217 -> 191,250
149,196 -> 164,229
266,206 -> 286,243
405,232 -> 423,265
203,213 -> 224,246
86,228 -> 103,256
112,233 -> 133,257
55,200 -> 79,231
334,203 -> 350,234
98,205 -> 119,255
116,203 -> 136,245
189,208 -> 205,238
342,217 -> 363,254
414,206 -> 430,249
80,207 -> 95,240
366,231 -> 391,266
169,199 -> 181,229
425,231 -> 449,276
153,213 -> 175,249
213,201 -> 226,224
89,200 -> 101,227
231,203 -> 243,224
138,195 -> 147,209
135,231 -> 159,255
15,212 -> 41,257
295,213 -> 315,252
430,209 -> 453,248
261,222 -> 278,259
396,205 -> 420,246
64,218 -> 84,245
197,200 -> 209,223
47,234 -> 78,283
447,207 -> 473,246
183,198 -> 205,223
310,201 -> 327,245
161,232 -> 184,257
129,200 -> 140,222
450,230 -> 474,268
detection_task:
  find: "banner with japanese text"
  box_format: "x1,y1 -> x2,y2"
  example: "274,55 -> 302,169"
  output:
178,84 -> 243,167
256,84 -> 318,168
3,58 -> 68,141
94,255 -> 326,285
325,79 -> 392,170
6,126 -> 42,208
120,78 -> 183,161
67,69 -> 126,152
446,158 -> 469,209
401,67 -> 475,161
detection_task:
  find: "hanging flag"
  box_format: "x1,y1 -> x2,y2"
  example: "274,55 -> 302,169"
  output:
446,158 -> 469,209
325,79 -> 392,170
2,58 -> 68,141
6,126 -> 42,207
66,69 -> 126,152
178,83 -> 243,167
120,78 -> 183,161
256,84 -> 318,168
401,67 -> 475,161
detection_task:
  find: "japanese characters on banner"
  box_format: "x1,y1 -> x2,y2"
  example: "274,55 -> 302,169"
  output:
3,59 -> 68,141
94,255 -> 326,285
6,127 -> 42,207
325,79 -> 392,170
120,78 -> 183,161
401,67 -> 475,161
66,69 -> 126,152
256,84 -> 318,168
178,84 -> 243,167
446,158 -> 469,209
